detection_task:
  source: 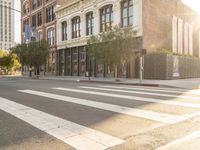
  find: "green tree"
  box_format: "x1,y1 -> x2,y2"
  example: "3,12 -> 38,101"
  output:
11,40 -> 50,76
10,43 -> 29,74
87,26 -> 138,78
0,49 -> 21,74
28,40 -> 49,75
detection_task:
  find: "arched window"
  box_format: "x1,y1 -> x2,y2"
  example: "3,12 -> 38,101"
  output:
86,12 -> 94,35
23,1 -> 29,16
47,28 -> 55,45
121,0 -> 133,27
61,21 -> 67,41
72,17 -> 81,39
100,5 -> 113,32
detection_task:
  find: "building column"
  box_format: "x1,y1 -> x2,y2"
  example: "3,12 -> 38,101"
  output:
67,20 -> 72,40
113,1 -> 120,26
93,7 -> 100,34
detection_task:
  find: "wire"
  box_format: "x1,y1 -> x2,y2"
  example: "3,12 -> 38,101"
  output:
0,4 -> 20,13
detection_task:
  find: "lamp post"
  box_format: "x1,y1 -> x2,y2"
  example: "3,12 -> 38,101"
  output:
139,49 -> 146,83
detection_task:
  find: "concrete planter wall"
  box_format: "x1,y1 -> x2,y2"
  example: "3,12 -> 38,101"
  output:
144,54 -> 200,80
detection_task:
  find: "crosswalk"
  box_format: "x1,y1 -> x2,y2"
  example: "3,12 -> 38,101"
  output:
1,84 -> 200,150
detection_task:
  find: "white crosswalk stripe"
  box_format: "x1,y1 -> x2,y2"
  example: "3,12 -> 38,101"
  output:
52,87 -> 200,109
18,89 -> 183,124
80,86 -> 200,100
100,85 -> 200,96
0,97 -> 124,150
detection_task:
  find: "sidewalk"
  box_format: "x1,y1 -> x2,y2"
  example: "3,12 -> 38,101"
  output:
1,74 -> 200,89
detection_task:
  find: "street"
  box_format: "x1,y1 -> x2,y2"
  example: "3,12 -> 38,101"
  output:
1,78 -> 200,150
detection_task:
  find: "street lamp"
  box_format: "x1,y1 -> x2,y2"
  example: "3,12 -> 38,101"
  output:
139,49 -> 146,82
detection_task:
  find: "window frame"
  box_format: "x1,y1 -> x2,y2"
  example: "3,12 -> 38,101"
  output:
72,16 -> 81,39
47,28 -> 55,46
121,0 -> 134,27
100,5 -> 113,32
61,21 -> 67,41
86,12 -> 94,35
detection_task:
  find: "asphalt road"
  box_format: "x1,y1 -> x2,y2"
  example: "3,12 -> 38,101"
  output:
0,78 -> 200,150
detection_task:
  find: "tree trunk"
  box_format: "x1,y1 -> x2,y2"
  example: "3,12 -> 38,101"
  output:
114,64 -> 118,80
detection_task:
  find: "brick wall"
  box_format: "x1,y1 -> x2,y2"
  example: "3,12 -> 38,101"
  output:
142,0 -> 200,56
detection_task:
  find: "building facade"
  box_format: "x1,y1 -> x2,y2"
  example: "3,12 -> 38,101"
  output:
56,0 -> 200,78
20,0 -> 59,74
0,0 -> 15,50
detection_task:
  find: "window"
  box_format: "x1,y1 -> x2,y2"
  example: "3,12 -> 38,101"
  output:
100,5 -> 113,32
72,17 -> 81,39
61,21 -> 67,41
37,12 -> 42,26
86,12 -> 94,35
47,28 -> 54,45
31,15 -> 36,27
46,6 -> 54,23
37,0 -> 42,7
32,0 -> 37,10
121,0 -> 133,27
23,1 -> 29,15
23,19 -> 29,32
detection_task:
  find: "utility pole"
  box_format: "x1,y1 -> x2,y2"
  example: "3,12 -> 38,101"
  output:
0,4 -> 20,13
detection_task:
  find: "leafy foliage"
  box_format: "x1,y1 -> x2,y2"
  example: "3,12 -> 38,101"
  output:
87,26 -> 138,65
0,49 -> 21,74
11,40 -> 50,75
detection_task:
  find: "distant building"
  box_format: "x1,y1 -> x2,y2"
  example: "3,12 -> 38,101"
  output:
54,0 -> 200,78
20,0 -> 62,74
0,0 -> 15,50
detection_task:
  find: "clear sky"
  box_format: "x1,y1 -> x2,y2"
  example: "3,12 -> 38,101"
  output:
15,0 -> 21,44
182,0 -> 200,14
14,0 -> 199,44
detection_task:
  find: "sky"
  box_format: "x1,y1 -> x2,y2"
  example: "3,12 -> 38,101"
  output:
14,0 -> 200,44
15,0 -> 21,44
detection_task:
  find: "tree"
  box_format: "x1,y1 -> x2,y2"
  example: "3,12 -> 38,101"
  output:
11,40 -> 50,76
10,43 -> 29,74
87,26 -> 139,78
0,49 -> 21,74
28,40 -> 49,75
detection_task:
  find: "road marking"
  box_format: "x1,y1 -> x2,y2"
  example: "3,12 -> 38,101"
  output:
100,85 -> 200,96
156,130 -> 200,150
0,97 -> 124,150
18,90 -> 183,124
80,86 -> 200,100
53,87 -> 200,109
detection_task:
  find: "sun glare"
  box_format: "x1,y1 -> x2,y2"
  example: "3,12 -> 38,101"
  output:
182,0 -> 200,15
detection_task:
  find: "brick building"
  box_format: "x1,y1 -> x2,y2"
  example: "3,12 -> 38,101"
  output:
20,0 -> 60,74
25,0 -> 200,78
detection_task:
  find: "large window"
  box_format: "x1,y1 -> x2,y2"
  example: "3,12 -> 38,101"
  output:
37,0 -> 42,7
23,1 -> 29,16
72,17 -> 81,39
46,6 -> 54,23
61,21 -> 67,41
86,12 -> 94,35
121,0 -> 133,27
31,15 -> 36,27
32,0 -> 37,10
23,19 -> 29,32
100,5 -> 113,32
37,12 -> 42,26
47,28 -> 55,45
